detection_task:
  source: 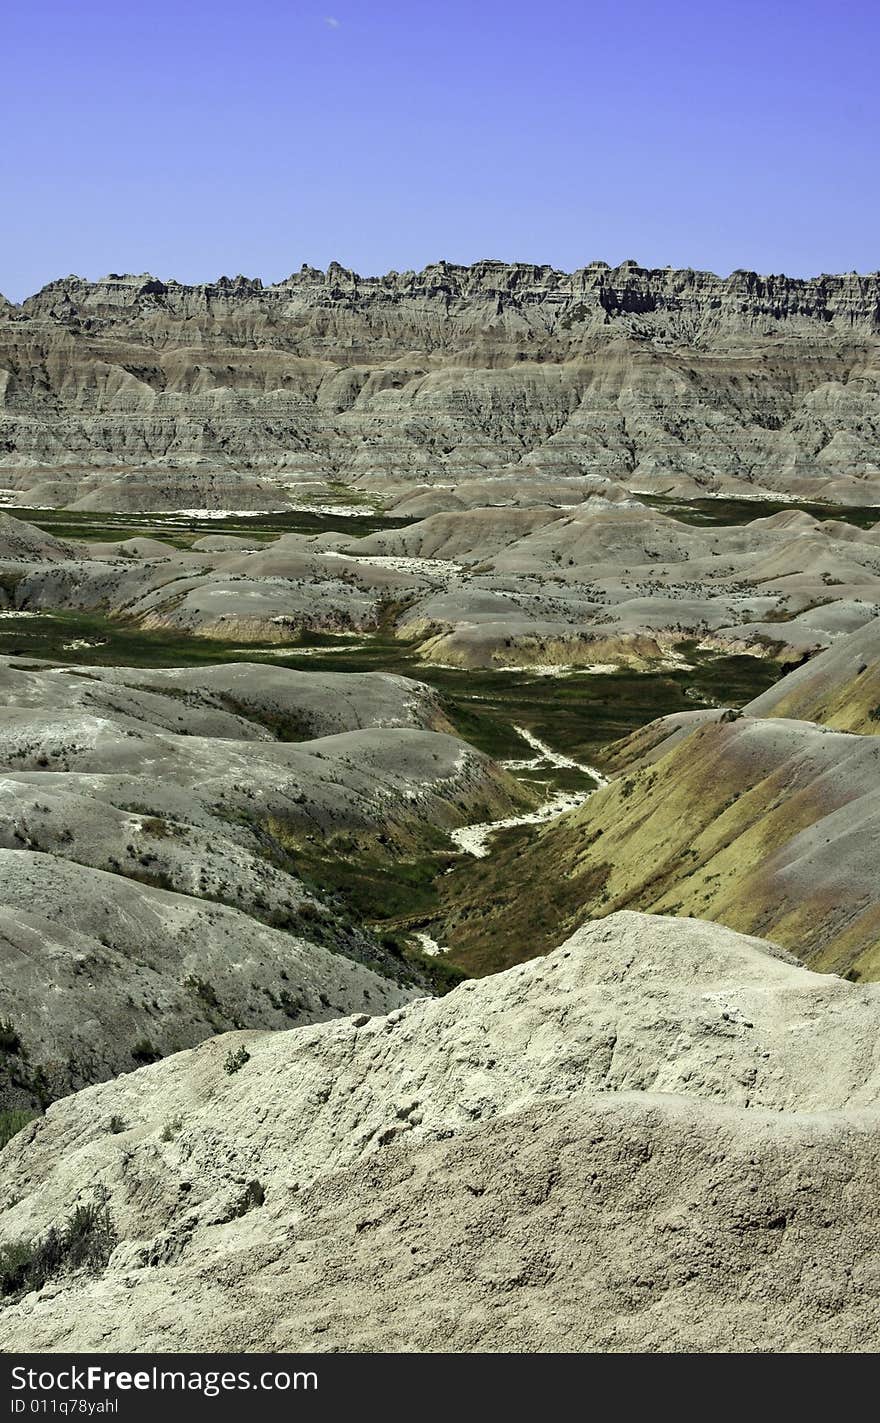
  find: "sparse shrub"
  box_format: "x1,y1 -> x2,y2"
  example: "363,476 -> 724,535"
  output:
107,1115 -> 126,1134
0,1240 -> 34,1296
160,1115 -> 183,1142
0,1199 -> 116,1299
869,705 -> 880,722
0,1018 -> 22,1055
184,977 -> 220,1008
0,1109 -> 38,1150
224,1045 -> 250,1076
720,707 -> 742,723
131,1038 -> 160,1065
63,1203 -> 115,1270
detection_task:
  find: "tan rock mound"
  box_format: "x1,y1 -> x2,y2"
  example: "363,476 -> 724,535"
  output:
0,912 -> 878,1352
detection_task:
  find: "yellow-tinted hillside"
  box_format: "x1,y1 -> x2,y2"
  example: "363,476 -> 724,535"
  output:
746,617 -> 880,732
440,711 -> 880,981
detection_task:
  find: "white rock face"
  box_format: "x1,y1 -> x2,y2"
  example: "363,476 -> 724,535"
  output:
1,912 -> 878,1352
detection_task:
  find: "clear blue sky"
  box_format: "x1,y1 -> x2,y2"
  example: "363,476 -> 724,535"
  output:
2,0 -> 878,301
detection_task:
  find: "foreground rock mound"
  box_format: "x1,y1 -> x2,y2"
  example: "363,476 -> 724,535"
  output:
1,913 -> 878,1352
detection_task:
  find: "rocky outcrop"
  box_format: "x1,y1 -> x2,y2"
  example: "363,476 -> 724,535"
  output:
0,912 -> 878,1353
11,261 -> 880,341
2,262 -> 880,502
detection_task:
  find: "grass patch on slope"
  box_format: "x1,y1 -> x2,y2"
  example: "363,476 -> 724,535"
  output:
0,1201 -> 116,1302
0,1110 -> 38,1151
13,506 -> 412,545
261,818 -> 473,994
640,494 -> 880,529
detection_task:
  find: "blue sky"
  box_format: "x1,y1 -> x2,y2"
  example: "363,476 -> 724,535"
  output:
2,0 -> 878,300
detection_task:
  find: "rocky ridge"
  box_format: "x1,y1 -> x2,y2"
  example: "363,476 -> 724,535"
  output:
2,261 -> 880,504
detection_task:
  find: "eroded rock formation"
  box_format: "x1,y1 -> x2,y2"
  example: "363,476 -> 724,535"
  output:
2,261 -> 880,505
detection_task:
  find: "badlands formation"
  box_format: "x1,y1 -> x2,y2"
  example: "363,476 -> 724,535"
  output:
1,260 -> 880,507
1,261 -> 880,1353
3,502 -> 880,673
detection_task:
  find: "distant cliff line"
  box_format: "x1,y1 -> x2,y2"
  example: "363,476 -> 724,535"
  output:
3,255 -> 879,498
3,259 -> 880,336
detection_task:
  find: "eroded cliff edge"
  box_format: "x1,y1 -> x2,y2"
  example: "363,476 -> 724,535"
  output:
2,260 -> 879,505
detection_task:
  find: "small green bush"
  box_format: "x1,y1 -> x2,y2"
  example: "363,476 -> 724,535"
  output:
224,1045 -> 250,1076
0,1240 -> 34,1295
131,1039 -> 160,1064
0,1200 -> 116,1299
160,1115 -> 182,1142
184,977 -> 220,1008
0,1110 -> 38,1151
